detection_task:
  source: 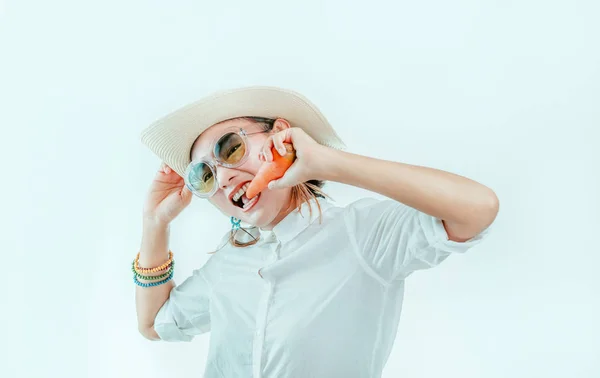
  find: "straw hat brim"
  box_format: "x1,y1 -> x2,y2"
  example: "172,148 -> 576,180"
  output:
140,86 -> 347,177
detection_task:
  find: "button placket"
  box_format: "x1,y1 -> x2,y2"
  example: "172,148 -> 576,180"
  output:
258,238 -> 280,278
252,276 -> 274,378
271,240 -> 281,260
252,239 -> 281,377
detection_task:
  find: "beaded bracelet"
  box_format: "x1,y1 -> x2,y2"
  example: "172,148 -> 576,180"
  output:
134,270 -> 174,288
132,260 -> 173,278
131,261 -> 175,281
133,251 -> 173,274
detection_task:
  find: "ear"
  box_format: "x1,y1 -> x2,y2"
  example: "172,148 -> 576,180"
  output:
272,118 -> 292,133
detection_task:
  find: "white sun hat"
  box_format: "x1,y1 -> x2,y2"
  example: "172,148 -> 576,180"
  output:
140,86 -> 347,177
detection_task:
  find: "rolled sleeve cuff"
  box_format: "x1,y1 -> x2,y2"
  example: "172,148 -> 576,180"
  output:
154,325 -> 193,342
153,301 -> 192,342
418,211 -> 492,254
153,300 -> 211,342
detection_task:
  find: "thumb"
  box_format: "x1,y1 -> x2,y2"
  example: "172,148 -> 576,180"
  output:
181,185 -> 193,203
268,178 -> 290,190
268,165 -> 299,190
268,179 -> 281,190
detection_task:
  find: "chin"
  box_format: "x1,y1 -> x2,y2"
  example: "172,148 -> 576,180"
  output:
239,209 -> 274,228
236,189 -> 291,228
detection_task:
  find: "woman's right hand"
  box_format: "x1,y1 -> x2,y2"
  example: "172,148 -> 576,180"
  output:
143,162 -> 193,225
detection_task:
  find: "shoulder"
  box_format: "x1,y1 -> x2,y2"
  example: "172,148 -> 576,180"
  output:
343,196 -> 386,210
339,196 -> 409,218
188,231 -> 232,281
317,196 -> 387,216
313,196 -> 398,222
309,197 -> 405,236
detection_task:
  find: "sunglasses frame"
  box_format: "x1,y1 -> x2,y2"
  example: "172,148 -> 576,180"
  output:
184,126 -> 271,198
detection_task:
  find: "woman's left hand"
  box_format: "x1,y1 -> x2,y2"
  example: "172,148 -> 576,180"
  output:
259,127 -> 328,190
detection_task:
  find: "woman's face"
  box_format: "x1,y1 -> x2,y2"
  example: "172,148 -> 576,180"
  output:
189,117 -> 294,230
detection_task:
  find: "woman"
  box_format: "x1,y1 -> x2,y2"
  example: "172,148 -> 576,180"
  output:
135,86 -> 498,378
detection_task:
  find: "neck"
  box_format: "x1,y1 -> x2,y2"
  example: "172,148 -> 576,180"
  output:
260,197 -> 298,231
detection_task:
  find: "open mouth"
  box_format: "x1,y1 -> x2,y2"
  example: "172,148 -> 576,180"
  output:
231,182 -> 260,210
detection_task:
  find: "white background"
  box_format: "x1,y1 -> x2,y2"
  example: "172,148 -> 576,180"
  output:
1,0 -> 598,377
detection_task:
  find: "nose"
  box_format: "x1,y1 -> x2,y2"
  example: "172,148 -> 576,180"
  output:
216,166 -> 239,190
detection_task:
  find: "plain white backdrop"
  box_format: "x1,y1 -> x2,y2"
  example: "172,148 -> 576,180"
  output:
1,0 -> 598,377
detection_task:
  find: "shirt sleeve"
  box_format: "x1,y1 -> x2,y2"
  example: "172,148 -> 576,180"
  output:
344,197 -> 492,283
153,267 -> 212,342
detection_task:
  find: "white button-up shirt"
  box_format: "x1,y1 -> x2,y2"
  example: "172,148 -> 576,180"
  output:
154,196 -> 491,378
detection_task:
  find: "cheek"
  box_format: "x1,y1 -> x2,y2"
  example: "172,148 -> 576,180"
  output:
249,139 -> 268,161
243,152 -> 263,173
209,194 -> 231,209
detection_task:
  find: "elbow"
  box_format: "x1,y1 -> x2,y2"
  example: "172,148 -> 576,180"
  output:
138,324 -> 161,341
484,189 -> 499,226
473,189 -> 499,231
469,189 -> 499,232
443,190 -> 499,242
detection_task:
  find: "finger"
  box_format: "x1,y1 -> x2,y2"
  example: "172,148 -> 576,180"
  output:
275,132 -> 287,157
268,162 -> 297,190
158,162 -> 170,174
181,185 -> 193,200
162,164 -> 172,174
263,136 -> 274,161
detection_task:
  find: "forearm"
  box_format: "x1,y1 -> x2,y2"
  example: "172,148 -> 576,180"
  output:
319,147 -> 498,231
135,220 -> 175,340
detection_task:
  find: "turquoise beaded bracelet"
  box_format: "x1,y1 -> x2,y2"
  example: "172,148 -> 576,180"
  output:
134,270 -> 174,288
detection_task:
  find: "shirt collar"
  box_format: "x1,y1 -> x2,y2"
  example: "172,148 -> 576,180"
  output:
260,197 -> 335,245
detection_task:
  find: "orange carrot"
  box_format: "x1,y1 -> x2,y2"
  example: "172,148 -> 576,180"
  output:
245,143 -> 296,199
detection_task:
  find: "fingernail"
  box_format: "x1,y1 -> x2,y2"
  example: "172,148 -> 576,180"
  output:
279,148 -> 286,156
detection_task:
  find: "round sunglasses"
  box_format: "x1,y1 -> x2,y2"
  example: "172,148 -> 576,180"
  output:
184,126 -> 271,198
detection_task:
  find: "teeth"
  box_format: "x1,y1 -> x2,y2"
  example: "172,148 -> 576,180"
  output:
232,183 -> 250,202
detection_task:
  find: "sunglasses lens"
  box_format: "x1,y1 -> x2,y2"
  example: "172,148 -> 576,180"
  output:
214,132 -> 246,165
186,162 -> 215,195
